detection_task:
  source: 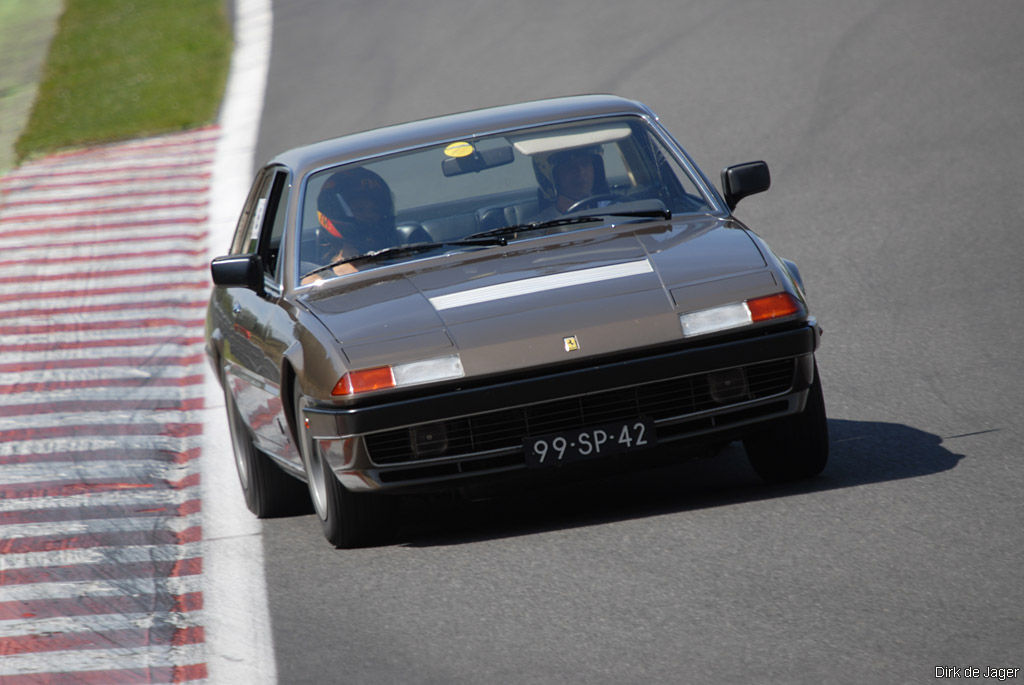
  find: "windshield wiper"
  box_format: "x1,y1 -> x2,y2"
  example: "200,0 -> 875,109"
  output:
466,200 -> 672,242
597,205 -> 672,220
466,215 -> 603,241
578,199 -> 672,220
303,237 -> 507,280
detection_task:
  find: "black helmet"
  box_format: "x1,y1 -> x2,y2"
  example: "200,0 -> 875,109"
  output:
317,166 -> 395,236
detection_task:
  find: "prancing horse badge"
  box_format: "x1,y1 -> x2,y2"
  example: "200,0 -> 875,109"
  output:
563,335 -> 580,352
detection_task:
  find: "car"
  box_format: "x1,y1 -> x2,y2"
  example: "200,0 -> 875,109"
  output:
206,94 -> 828,548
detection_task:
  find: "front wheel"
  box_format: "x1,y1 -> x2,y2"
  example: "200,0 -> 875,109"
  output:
225,384 -> 307,517
743,362 -> 829,482
293,382 -> 391,548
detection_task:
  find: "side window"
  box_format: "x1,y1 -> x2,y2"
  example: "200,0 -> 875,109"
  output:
229,168 -> 290,283
261,172 -> 289,280
231,171 -> 274,255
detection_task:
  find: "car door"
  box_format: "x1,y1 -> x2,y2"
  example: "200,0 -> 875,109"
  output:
220,166 -> 300,465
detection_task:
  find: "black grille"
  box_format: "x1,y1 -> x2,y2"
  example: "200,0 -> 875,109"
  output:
365,358 -> 795,465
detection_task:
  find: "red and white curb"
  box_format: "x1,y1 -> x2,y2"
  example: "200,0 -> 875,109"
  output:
0,130 -> 213,682
0,0 -> 275,682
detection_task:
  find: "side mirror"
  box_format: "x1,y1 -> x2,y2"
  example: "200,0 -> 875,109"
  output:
721,161 -> 770,211
211,254 -> 265,296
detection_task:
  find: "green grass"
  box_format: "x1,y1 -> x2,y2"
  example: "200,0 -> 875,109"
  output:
15,0 -> 232,162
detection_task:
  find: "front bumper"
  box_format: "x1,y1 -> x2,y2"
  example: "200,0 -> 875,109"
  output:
303,322 -> 820,492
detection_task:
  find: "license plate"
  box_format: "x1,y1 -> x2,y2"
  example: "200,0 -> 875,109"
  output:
523,417 -> 657,469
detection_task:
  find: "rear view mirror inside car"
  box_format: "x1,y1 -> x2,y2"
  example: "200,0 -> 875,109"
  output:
442,145 -> 514,176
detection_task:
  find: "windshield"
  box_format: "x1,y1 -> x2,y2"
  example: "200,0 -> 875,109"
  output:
298,116 -> 713,283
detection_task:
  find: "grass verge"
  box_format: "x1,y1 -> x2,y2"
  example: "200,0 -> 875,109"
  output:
15,0 -> 232,162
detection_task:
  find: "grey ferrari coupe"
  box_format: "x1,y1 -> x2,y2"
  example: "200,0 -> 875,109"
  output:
207,94 -> 827,548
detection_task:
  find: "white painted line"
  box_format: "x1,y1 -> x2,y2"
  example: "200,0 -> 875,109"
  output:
0,152 -> 215,176
0,461 -> 199,486
0,167 -> 212,191
0,239 -> 207,261
0,487 -> 200,513
0,325 -> 206,348
0,644 -> 207,678
0,208 -> 209,233
0,272 -> 209,289
0,608 -> 205,638
0,583 -> 204,616
0,321 -> 205,343
429,259 -> 655,310
0,409 -> 198,431
0,293 -> 208,316
0,513 -> 203,540
0,200 -> 210,222
0,317 -> 205,335
0,434 -> 203,455
1,259 -> 205,278
0,342 -> 204,365
0,572 -> 202,601
0,365 -> 200,385
0,386 -> 206,407
0,541 -> 204,571
2,178 -> 211,202
201,0 -> 279,684
0,259 -> 206,276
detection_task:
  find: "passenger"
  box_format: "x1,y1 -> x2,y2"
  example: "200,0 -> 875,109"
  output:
531,146 -> 610,221
303,167 -> 396,283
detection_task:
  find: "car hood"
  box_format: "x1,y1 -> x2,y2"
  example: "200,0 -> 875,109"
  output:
299,217 -> 782,374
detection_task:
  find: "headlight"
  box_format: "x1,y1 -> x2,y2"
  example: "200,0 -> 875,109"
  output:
332,354 -> 465,396
679,292 -> 802,338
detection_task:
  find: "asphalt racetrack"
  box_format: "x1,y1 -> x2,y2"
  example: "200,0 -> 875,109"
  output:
247,1 -> 1024,683
2,1 -> 1018,682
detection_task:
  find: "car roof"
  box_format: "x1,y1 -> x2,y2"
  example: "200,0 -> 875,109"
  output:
269,94 -> 657,178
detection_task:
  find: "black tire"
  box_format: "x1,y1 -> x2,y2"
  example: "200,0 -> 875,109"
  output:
225,385 -> 307,517
293,382 -> 391,548
743,362 -> 829,483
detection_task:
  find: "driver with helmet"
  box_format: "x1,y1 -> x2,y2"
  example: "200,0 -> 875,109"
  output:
302,166 -> 396,283
531,145 -> 611,221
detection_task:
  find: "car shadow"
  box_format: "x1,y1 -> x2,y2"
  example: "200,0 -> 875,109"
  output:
393,418 -> 967,548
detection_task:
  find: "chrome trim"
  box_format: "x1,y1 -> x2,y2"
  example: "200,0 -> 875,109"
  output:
263,279 -> 283,299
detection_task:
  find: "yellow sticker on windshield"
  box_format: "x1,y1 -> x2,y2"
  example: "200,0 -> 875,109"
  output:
444,141 -> 474,158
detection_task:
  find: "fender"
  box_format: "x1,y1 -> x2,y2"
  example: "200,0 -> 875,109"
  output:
782,258 -> 806,296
